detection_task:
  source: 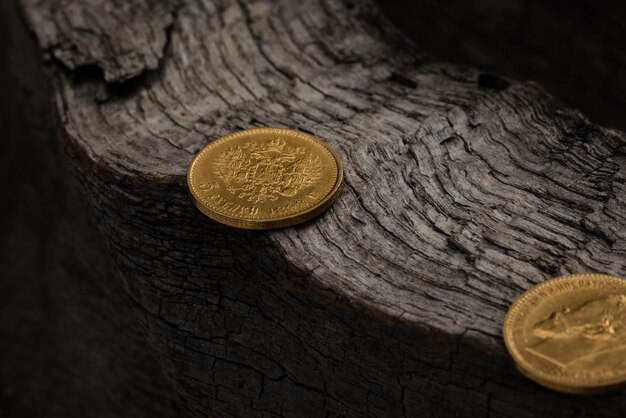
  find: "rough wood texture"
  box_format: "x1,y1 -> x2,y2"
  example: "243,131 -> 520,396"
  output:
19,0 -> 626,416
22,0 -> 178,81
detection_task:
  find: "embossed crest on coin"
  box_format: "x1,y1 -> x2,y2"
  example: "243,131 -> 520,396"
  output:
213,138 -> 323,203
503,273 -> 626,393
187,128 -> 343,229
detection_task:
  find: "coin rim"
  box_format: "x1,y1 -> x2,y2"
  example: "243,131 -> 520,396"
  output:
503,273 -> 626,391
187,127 -> 343,229
514,362 -> 626,394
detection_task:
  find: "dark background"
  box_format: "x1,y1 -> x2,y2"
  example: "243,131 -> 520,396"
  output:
1,0 -> 625,416
379,0 -> 626,132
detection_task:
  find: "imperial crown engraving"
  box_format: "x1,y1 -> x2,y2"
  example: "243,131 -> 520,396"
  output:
213,137 -> 323,203
527,294 -> 626,371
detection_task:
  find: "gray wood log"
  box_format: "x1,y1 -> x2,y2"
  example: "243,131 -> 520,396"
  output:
18,0 -> 626,416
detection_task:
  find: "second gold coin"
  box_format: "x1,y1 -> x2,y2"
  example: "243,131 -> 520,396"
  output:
504,273 -> 626,393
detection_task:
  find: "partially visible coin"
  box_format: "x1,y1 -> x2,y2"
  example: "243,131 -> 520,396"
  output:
187,127 -> 343,229
503,273 -> 626,393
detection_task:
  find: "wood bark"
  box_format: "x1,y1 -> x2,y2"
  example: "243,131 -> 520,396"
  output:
15,0 -> 626,416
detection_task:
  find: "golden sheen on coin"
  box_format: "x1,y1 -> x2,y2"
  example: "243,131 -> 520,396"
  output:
187,127 -> 343,229
503,273 -> 626,394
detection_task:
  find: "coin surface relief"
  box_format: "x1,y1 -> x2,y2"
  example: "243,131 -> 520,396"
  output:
187,127 -> 343,229
503,273 -> 626,393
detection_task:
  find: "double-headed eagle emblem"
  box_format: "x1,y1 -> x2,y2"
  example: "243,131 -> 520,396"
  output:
213,138 -> 323,203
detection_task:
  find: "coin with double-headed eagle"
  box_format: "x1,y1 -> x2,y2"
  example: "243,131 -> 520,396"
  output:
187,127 -> 343,229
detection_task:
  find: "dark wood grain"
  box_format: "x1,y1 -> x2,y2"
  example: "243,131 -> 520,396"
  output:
0,1 -> 180,416
17,0 -> 626,416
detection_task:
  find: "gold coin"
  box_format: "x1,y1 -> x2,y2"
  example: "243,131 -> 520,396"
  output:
187,127 -> 343,229
503,273 -> 626,393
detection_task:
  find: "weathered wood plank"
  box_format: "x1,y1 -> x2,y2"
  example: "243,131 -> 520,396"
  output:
18,0 -> 626,416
